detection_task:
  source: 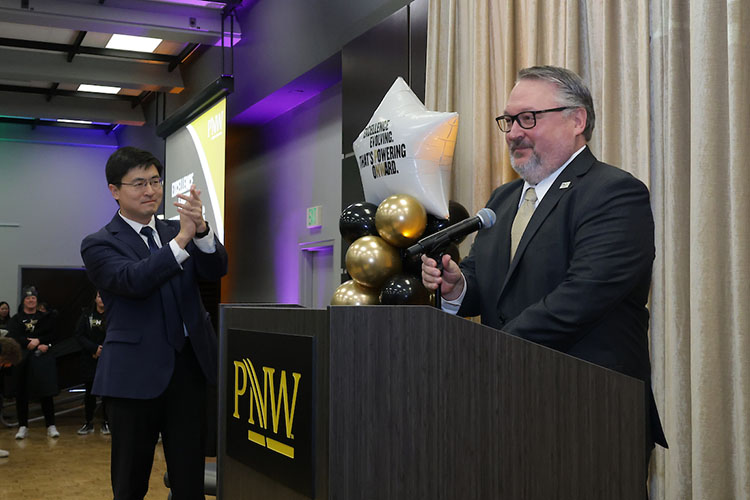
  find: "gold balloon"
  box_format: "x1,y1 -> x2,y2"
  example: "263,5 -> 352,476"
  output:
330,280 -> 380,305
375,194 -> 427,247
345,235 -> 402,289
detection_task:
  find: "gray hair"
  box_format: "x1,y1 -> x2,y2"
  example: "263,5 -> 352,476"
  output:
518,66 -> 595,141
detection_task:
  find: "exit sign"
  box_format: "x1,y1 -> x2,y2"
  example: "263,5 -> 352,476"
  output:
306,206 -> 322,228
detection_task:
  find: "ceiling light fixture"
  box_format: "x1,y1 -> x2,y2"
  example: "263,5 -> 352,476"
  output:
106,34 -> 163,53
78,84 -> 122,94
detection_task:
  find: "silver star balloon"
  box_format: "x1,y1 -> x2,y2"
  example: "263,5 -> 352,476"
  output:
353,77 -> 458,218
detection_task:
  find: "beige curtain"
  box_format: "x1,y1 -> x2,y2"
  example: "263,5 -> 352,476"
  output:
426,0 -> 750,498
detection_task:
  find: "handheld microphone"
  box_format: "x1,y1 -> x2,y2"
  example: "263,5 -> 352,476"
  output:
406,208 -> 496,257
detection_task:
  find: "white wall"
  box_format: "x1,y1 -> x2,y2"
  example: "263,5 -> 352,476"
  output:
0,130 -> 118,310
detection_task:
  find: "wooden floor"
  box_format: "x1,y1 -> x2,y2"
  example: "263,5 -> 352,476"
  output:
0,412 -> 169,500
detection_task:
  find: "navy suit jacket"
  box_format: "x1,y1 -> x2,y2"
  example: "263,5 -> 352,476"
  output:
459,146 -> 667,447
81,214 -> 228,399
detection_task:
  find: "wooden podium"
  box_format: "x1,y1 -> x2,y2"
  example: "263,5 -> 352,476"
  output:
218,305 -> 645,500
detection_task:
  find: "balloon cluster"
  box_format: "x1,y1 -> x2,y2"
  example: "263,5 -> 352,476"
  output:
332,195 -> 470,306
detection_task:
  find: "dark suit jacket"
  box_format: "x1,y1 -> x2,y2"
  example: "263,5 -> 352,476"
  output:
458,146 -> 667,447
81,214 -> 228,400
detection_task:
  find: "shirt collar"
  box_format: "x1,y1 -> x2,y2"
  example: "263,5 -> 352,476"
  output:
118,211 -> 156,235
519,145 -> 586,207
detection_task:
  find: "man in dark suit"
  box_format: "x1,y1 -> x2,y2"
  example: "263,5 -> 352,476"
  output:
81,146 -> 228,500
422,66 -> 667,472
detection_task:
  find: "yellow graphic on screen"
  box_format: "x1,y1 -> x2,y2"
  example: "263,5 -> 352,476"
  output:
233,358 -> 301,459
186,99 -> 226,242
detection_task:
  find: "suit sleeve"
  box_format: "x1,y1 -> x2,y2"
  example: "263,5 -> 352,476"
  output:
502,175 -> 655,349
81,234 -> 183,298
457,185 -> 513,319
187,235 -> 228,281
456,243 -> 482,318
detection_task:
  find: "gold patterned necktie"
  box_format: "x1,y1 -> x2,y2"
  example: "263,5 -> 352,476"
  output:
510,187 -> 537,261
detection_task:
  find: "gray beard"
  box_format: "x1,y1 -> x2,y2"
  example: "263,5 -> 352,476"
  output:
510,150 -> 548,184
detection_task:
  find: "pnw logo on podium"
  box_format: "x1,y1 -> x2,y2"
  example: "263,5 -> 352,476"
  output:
225,329 -> 314,496
232,357 -> 302,458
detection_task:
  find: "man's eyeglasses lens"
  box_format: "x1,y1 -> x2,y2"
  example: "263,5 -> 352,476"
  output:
495,106 -> 575,133
497,112 -> 537,132
121,178 -> 163,190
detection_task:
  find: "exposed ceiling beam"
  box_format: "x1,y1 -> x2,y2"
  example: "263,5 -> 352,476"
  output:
0,37 -> 176,64
169,42 -> 199,72
67,30 -> 87,62
0,83 -> 138,103
0,115 -> 114,131
132,90 -> 155,109
0,46 -> 184,92
0,88 -> 146,125
46,82 -> 60,102
0,0 -> 238,45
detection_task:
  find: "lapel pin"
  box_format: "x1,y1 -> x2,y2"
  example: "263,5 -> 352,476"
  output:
559,181 -> 571,189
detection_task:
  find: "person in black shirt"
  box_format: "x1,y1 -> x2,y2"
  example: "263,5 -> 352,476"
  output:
75,291 -> 109,435
8,286 -> 60,439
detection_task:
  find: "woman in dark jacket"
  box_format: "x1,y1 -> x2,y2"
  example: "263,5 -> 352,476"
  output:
74,290 -> 108,435
8,286 -> 59,439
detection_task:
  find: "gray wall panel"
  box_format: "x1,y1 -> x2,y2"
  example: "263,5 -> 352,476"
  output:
224,83 -> 342,304
0,135 -> 118,309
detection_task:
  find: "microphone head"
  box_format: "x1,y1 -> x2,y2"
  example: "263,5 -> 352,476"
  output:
476,208 -> 496,228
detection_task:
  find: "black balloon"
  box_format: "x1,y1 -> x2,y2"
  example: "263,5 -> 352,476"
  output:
339,202 -> 379,243
379,274 -> 431,305
423,215 -> 451,237
449,200 -> 470,222
448,200 -> 471,243
400,248 -> 423,276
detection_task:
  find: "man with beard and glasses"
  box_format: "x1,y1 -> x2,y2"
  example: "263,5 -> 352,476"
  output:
421,66 -> 667,490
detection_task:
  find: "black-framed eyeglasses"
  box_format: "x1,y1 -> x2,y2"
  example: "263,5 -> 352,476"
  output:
118,177 -> 164,190
495,106 -> 575,133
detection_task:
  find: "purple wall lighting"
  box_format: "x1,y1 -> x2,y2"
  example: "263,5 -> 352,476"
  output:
156,0 -> 234,8
214,33 -> 243,47
231,55 -> 341,305
268,143 -> 307,305
230,56 -> 341,126
265,108 -> 332,305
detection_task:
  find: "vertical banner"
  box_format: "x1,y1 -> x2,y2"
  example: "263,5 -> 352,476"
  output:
165,99 -> 226,243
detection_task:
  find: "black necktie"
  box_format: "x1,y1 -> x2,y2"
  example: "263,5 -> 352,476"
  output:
140,226 -> 159,253
139,226 -> 185,351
